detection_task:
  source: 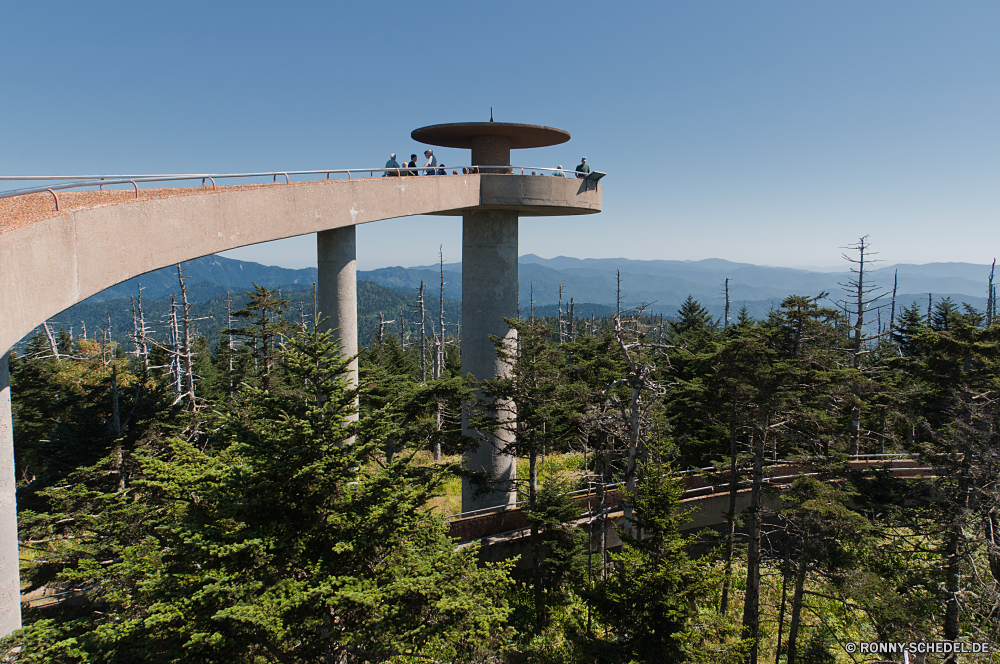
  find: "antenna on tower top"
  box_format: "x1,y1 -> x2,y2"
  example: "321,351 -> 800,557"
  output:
490,107 -> 494,122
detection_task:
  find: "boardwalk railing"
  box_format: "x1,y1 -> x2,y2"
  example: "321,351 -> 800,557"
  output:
0,166 -> 606,201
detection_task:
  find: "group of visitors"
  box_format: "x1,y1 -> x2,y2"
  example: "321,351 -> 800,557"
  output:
382,151 -> 592,178
524,158 -> 591,178
541,158 -> 590,178
383,150 -> 451,176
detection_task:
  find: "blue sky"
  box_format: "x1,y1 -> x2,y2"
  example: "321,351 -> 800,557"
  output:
2,2 -> 996,271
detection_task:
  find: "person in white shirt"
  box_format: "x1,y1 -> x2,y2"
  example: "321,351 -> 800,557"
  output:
423,149 -> 437,175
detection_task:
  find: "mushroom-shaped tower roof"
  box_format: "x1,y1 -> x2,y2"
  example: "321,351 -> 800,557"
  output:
411,122 -> 570,150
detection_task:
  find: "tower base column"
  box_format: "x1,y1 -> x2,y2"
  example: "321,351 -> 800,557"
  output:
461,210 -> 518,512
317,227 -> 359,407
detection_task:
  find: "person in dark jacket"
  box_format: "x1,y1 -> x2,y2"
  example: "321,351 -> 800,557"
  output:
406,154 -> 418,176
575,157 -> 591,178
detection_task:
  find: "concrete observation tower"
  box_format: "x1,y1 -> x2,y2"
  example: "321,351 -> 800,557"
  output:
0,119 -> 601,634
408,121 -> 598,512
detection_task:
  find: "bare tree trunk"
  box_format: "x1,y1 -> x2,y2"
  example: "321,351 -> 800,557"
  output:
136,284 -> 149,371
529,282 -> 534,324
569,298 -> 575,341
433,256 -> 445,461
130,295 -> 140,361
724,277 -> 731,328
399,309 -> 406,347
103,311 -> 112,367
786,558 -> 808,664
169,297 -> 182,397
623,382 -> 641,536
558,282 -> 564,344
178,265 -> 196,407
596,450 -> 608,581
378,312 -> 384,344
529,446 -> 545,629
943,525 -> 961,647
774,551 -> 791,664
226,288 -> 234,398
742,420 -> 767,664
439,246 -> 446,378
42,322 -> 61,362
988,259 -> 996,327
418,281 -> 426,382
720,409 -> 738,616
850,240 -> 867,456
890,269 -> 898,337
616,270 -> 621,317
111,365 -> 125,492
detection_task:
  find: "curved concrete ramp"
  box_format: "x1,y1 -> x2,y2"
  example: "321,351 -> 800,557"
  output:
0,174 -> 600,355
450,458 -> 933,568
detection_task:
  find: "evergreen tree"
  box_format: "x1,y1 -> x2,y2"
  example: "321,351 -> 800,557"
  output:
587,456 -> 746,663
8,317 -> 514,662
478,319 -> 585,630
220,284 -> 292,390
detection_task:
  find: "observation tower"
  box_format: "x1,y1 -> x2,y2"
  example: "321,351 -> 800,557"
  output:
410,121 -> 601,511
0,119 -> 602,633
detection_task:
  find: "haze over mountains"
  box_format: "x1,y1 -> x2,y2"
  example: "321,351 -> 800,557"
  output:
39,253 -> 996,349
386,254 -> 994,317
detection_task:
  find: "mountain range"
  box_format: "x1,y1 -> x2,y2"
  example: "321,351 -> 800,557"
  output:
32,253 -> 997,350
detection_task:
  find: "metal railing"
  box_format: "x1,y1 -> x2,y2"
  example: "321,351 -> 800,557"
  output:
0,166 -> 605,202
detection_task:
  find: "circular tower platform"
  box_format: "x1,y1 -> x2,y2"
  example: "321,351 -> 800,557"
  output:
412,122 -> 570,170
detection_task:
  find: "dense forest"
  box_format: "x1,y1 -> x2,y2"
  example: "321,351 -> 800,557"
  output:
2,238 -> 999,662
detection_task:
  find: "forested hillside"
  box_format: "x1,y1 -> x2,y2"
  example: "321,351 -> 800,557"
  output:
5,238 -> 999,662
27,280 -> 461,354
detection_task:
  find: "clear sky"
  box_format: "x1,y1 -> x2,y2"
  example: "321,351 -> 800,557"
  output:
2,2 -> 996,271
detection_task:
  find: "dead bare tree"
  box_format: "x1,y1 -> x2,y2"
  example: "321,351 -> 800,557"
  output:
437,247 -> 446,379
178,265 -> 197,407
416,281 -> 427,383
838,236 -> 887,455
226,288 -> 235,397
558,282 -> 565,344
529,282 -> 535,324
377,312 -> 396,344
889,269 -> 898,339
569,298 -> 575,342
102,311 -> 113,367
42,322 -> 61,363
601,305 -> 674,537
988,259 -> 996,327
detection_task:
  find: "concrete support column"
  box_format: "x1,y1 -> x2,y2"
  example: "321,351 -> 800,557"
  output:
461,209 -> 518,511
0,355 -> 20,636
471,135 -> 511,174
317,227 -> 359,394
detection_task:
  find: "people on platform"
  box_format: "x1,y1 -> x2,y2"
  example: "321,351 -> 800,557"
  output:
424,149 -> 437,175
553,165 -> 565,177
383,153 -> 400,176
575,157 -> 590,178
